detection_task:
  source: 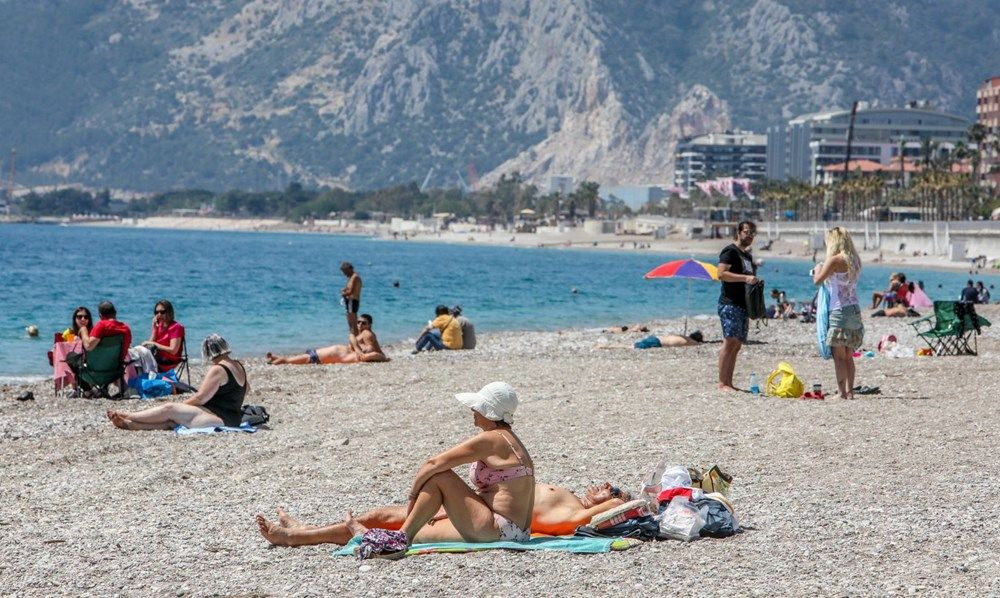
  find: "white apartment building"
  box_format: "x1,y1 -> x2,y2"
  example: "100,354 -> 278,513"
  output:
673,130 -> 767,191
766,102 -> 969,184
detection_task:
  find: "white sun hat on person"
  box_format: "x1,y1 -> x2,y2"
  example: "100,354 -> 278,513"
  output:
455,381 -> 518,424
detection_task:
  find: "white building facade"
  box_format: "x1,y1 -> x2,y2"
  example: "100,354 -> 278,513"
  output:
673,130 -> 767,191
766,102 -> 969,184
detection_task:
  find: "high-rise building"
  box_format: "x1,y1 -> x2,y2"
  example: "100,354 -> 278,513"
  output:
673,130 -> 767,191
766,102 -> 969,184
977,76 -> 1000,184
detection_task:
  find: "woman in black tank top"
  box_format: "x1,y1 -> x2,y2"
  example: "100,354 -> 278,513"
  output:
107,334 -> 250,431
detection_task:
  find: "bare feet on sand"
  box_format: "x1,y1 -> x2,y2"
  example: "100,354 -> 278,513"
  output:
718,384 -> 741,392
256,514 -> 293,546
344,510 -> 368,537
107,410 -> 131,429
276,506 -> 304,528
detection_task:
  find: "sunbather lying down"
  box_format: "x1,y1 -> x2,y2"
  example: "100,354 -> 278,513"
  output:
266,314 -> 388,365
255,482 -> 631,546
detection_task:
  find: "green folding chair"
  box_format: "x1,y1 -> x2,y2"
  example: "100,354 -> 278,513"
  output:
78,334 -> 127,399
910,301 -> 992,356
156,335 -> 190,385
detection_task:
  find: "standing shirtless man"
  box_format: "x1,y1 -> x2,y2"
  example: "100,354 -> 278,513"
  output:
266,313 -> 388,365
340,261 -> 362,335
255,482 -> 630,546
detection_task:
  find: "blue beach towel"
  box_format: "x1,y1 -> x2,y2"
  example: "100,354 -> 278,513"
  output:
816,284 -> 832,360
634,335 -> 661,349
332,534 -> 637,558
174,422 -> 256,435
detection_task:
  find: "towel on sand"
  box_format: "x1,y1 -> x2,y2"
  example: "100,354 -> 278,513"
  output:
174,422 -> 256,435
332,534 -> 638,557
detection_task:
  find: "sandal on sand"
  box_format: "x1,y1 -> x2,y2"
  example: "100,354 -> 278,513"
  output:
852,385 -> 881,395
356,529 -> 408,560
801,391 -> 824,400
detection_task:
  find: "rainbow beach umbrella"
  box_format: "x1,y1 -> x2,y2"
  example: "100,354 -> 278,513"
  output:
643,259 -> 719,333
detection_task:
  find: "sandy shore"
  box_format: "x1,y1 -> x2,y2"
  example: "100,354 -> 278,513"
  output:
2,305 -> 999,595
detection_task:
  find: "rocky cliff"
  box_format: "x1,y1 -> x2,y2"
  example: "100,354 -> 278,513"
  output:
1,0 -> 995,191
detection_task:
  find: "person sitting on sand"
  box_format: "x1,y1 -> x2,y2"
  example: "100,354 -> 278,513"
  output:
330,381 -> 534,558
412,304 -> 463,352
871,273 -> 902,309
256,482 -> 632,547
107,334 -> 248,430
266,314 -> 388,365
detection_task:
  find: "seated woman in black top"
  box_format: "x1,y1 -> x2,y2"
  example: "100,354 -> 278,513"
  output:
107,334 -> 248,431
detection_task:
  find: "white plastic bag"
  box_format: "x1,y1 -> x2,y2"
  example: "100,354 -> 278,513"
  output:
660,465 -> 692,490
658,496 -> 708,542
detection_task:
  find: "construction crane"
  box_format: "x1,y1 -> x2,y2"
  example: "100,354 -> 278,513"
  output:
466,163 -> 479,190
419,167 -> 435,192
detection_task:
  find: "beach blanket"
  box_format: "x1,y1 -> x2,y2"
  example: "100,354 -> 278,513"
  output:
816,284 -> 832,360
174,422 -> 256,435
332,535 -> 638,558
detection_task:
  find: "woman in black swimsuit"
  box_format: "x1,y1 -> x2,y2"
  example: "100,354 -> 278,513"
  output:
107,334 -> 249,431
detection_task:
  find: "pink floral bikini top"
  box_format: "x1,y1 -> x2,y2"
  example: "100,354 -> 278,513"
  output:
469,430 -> 534,491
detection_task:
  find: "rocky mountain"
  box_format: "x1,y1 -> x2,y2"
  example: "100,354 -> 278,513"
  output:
1,0 -> 997,192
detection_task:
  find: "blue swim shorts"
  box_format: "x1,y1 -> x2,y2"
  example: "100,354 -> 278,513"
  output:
306,348 -> 320,364
718,303 -> 749,343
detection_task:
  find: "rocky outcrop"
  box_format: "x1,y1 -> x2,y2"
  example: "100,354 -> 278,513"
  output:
4,0 -> 992,191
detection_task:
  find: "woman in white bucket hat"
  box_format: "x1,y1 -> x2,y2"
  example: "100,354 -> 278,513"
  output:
348,381 -> 535,559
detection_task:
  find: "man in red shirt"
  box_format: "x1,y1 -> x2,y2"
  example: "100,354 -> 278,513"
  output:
80,300 -> 132,362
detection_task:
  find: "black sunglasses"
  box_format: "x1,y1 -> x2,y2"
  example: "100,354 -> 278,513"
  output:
154,309 -> 167,314
75,314 -> 90,319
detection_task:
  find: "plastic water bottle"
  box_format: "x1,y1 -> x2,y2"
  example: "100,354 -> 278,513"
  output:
749,373 -> 760,395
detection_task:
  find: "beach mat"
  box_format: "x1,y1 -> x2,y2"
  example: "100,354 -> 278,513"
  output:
174,422 -> 256,435
332,534 -> 639,558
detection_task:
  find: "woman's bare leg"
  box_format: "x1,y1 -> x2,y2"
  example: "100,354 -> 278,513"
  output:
108,403 -> 223,430
832,346 -> 851,398
400,470 -> 500,544
266,352 -> 310,365
257,506 -> 409,547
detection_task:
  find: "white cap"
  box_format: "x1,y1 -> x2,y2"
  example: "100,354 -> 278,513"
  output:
455,382 -> 518,424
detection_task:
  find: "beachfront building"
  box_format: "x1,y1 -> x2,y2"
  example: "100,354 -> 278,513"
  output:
977,76 -> 1000,185
598,185 -> 672,210
766,102 -> 970,185
673,130 -> 767,191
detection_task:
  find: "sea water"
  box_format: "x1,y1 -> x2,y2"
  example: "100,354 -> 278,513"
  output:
0,223 -> 995,379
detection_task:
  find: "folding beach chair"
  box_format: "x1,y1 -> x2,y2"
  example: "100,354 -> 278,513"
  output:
77,334 -> 127,398
157,336 -> 191,385
910,301 -> 992,356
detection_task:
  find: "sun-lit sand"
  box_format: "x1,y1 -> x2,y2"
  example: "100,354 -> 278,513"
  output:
2,305 -> 999,594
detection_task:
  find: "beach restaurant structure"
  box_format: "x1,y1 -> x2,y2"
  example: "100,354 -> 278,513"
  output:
767,102 -> 969,185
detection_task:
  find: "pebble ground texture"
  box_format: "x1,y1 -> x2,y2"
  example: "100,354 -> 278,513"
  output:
2,305 -> 999,596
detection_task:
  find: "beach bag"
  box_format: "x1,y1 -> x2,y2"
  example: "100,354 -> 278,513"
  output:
766,362 -> 804,398
241,405 -> 270,426
745,280 -> 767,320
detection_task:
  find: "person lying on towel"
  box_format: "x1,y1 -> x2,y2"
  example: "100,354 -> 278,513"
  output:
255,481 -> 632,547
258,382 -> 535,558
266,313 -> 388,364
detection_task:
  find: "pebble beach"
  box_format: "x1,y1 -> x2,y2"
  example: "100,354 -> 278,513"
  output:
2,305 -> 999,596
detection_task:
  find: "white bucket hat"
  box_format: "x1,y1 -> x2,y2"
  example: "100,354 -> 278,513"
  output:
455,382 -> 518,424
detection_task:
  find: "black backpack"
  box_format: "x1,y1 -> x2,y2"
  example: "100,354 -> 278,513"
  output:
241,405 -> 270,426
745,280 -> 767,320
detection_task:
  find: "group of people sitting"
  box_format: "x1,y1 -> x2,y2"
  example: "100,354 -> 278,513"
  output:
870,272 -> 929,317
413,304 -> 476,353
65,300 -> 185,392
960,279 -> 992,304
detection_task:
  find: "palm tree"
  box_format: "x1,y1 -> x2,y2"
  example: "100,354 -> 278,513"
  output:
967,123 -> 988,185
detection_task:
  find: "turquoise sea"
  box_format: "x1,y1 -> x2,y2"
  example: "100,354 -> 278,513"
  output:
1,223 -> 996,380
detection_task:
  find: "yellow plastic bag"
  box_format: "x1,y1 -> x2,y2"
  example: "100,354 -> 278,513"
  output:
766,362 -> 804,398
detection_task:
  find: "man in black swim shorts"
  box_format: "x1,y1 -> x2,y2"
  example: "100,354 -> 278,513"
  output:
339,262 -> 362,335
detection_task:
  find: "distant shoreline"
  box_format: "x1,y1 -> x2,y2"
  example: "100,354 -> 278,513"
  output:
6,216 -> 1000,275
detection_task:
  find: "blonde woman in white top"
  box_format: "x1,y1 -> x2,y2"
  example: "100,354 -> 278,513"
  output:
813,227 -> 864,399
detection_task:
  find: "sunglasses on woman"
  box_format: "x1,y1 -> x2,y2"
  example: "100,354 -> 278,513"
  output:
75,314 -> 90,319
154,309 -> 166,314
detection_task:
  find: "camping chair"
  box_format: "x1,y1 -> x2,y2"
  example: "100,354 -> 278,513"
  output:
77,334 -> 127,398
156,336 -> 191,384
910,301 -> 992,356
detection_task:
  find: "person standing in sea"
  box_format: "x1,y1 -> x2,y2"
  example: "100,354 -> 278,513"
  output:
716,221 -> 758,392
339,261 -> 363,335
